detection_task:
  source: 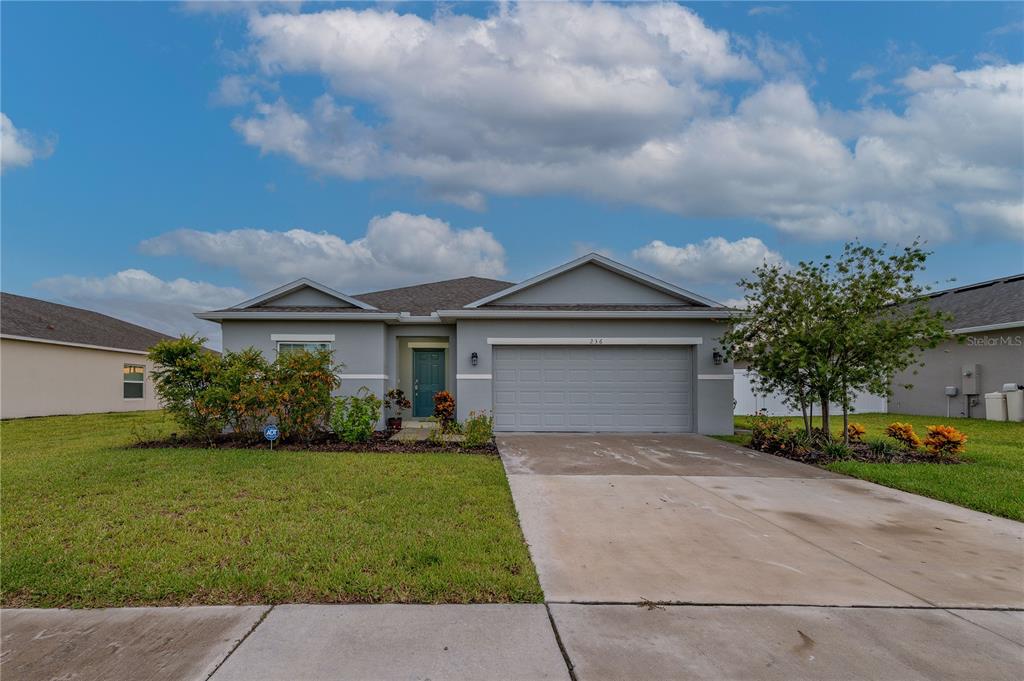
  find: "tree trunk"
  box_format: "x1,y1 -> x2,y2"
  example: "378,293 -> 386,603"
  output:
841,378 -> 850,445
819,392 -> 831,441
800,400 -> 810,435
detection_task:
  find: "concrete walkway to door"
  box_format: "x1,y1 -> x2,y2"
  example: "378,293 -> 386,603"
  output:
499,432 -> 1024,680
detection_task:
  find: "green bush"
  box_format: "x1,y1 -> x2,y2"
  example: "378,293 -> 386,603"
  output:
271,349 -> 340,442
148,335 -> 224,438
331,387 -> 383,444
462,411 -> 494,447
208,348 -> 273,440
820,440 -> 852,460
150,339 -> 340,442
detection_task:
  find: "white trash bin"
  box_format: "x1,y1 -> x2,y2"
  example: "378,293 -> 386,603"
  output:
985,391 -> 1007,421
1003,385 -> 1024,422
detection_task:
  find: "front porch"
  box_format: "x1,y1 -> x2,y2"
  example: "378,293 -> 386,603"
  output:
391,332 -> 456,421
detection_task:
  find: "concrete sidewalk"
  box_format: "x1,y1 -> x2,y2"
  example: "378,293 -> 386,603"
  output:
1,604 -> 569,681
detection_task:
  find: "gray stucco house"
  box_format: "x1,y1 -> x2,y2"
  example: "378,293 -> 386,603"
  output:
889,274 -> 1023,419
197,253 -> 737,434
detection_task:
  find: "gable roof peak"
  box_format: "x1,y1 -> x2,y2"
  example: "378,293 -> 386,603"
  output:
464,252 -> 722,308
233,278 -> 377,310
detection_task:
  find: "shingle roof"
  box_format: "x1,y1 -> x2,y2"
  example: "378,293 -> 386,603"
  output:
201,305 -> 383,314
1,292 -> 175,352
911,274 -> 1024,330
355,276 -> 514,316
479,303 -> 707,311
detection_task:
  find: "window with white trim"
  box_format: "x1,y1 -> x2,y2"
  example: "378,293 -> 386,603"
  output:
123,364 -> 145,399
276,341 -> 333,355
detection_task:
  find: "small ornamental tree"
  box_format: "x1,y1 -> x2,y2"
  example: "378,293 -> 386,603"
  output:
148,335 -> 223,438
723,240 -> 950,443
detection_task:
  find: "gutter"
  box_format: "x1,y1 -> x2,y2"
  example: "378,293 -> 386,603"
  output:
951,321 -> 1024,335
435,309 -> 740,320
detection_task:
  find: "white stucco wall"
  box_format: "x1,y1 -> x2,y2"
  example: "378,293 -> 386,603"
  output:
0,338 -> 161,419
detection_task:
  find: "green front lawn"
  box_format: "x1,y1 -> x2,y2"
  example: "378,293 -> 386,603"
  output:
730,413 -> 1024,521
1,411 -> 542,608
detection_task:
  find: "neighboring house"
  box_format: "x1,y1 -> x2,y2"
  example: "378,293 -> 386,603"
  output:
0,293 -> 171,419
197,253 -> 738,434
889,274 -> 1024,419
733,367 -> 888,417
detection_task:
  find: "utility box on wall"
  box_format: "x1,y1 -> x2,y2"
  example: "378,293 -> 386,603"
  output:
962,364 -> 980,395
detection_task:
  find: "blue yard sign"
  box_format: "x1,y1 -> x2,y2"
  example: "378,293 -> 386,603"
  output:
264,424 -> 280,449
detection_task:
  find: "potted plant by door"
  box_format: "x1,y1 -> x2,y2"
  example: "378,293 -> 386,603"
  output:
384,388 -> 412,431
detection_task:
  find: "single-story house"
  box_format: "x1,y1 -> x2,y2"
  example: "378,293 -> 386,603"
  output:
1,293 -> 172,419
888,274 -> 1023,419
197,253 -> 738,434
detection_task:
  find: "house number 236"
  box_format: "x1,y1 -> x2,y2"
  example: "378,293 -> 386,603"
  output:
589,338 -> 605,344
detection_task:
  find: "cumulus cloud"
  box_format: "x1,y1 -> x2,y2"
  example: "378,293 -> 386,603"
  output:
220,4 -> 1023,242
35,269 -> 245,349
955,200 -> 1024,240
748,5 -> 789,17
633,236 -> 787,284
139,211 -> 507,291
1,113 -> 55,172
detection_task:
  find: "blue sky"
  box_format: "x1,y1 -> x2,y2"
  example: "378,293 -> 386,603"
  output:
2,1 -> 1022,346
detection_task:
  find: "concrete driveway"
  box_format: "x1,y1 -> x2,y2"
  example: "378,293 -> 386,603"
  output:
499,432 -> 1024,680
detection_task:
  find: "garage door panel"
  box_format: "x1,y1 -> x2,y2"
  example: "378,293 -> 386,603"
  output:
493,345 -> 692,432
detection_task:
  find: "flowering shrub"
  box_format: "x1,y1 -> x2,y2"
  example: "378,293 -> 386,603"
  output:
846,422 -> 866,443
331,387 -> 383,444
885,422 -> 922,449
432,390 -> 457,432
923,425 -> 968,458
462,410 -> 494,447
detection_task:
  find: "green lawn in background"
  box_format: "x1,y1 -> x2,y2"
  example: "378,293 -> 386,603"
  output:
0,411 -> 542,608
728,412 -> 1024,521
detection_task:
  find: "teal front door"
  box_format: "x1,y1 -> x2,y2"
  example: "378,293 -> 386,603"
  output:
413,349 -> 446,417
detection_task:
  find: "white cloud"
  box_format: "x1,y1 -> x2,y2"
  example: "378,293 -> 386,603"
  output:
748,5 -> 789,17
139,211 -> 507,291
220,4 -> 1023,242
34,269 -> 245,350
633,236 -> 787,284
955,200 -> 1024,240
1,113 -> 54,172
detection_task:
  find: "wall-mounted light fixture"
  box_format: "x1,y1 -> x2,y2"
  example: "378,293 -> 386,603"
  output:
712,349 -> 724,365
471,352 -> 479,366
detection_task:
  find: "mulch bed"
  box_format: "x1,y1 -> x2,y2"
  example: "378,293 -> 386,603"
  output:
754,442 -> 962,465
130,430 -> 498,455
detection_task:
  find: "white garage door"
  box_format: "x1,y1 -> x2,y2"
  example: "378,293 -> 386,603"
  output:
493,345 -> 693,432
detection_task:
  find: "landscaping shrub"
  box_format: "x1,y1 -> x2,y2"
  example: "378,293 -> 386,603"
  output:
462,411 -> 494,447
885,422 -> 922,449
270,348 -> 340,442
846,422 -> 866,443
148,335 -> 224,438
331,387 -> 383,444
432,390 -> 457,432
209,348 -> 273,440
866,437 -> 902,459
749,414 -> 804,456
383,388 -> 412,424
821,440 -> 852,460
923,425 -> 968,459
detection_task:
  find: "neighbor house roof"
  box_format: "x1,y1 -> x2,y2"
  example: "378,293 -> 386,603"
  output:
355,276 -> 514,316
1,292 -> 175,353
910,274 -> 1024,332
